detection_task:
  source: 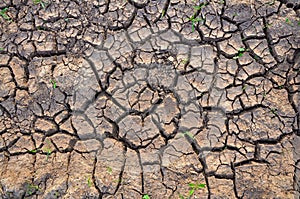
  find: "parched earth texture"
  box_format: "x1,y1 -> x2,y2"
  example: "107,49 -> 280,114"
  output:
0,0 -> 300,198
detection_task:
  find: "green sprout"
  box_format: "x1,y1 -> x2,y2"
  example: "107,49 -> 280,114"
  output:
271,108 -> 277,115
33,0 -> 46,9
107,166 -> 113,175
180,131 -> 194,139
179,183 -> 206,199
44,148 -> 52,160
112,178 -> 122,183
267,0 -> 275,5
285,18 -> 293,26
161,9 -> 165,18
278,85 -> 284,89
87,177 -> 92,187
26,183 -> 39,195
193,3 -> 208,11
298,21 -> 300,26
143,194 -> 151,199
181,58 -> 189,64
242,85 -> 246,91
29,149 -> 38,154
264,23 -> 272,29
50,79 -> 57,88
0,8 -> 10,21
188,183 -> 206,197
233,47 -> 246,59
0,47 -> 4,51
188,16 -> 204,32
43,140 -> 52,161
254,55 -> 260,60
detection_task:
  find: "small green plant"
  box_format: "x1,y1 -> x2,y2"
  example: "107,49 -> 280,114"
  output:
112,178 -> 122,183
179,183 -> 206,199
254,55 -> 260,60
278,85 -> 284,89
50,79 -> 57,88
180,131 -> 194,139
264,23 -> 272,29
181,58 -> 189,64
44,148 -> 52,160
233,12 -> 238,17
193,3 -> 208,11
0,47 -> 4,51
285,18 -> 293,26
33,0 -> 46,8
0,8 -> 10,21
43,140 -> 52,161
267,0 -> 275,5
271,108 -> 277,115
29,149 -> 38,154
26,183 -> 39,195
161,9 -> 166,18
188,16 -> 204,32
87,177 -> 92,187
298,21 -> 300,26
233,47 -> 246,59
242,85 -> 246,91
188,183 -> 206,197
107,166 -> 113,175
143,194 -> 151,199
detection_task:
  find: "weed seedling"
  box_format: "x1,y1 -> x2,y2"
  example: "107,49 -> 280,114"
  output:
264,23 -> 272,29
188,183 -> 205,197
33,0 -> 46,8
50,79 -> 57,88
0,8 -> 10,21
285,18 -> 293,26
29,149 -> 38,154
180,131 -> 194,139
242,85 -> 246,91
179,183 -> 206,199
143,194 -> 150,199
267,0 -> 275,5
193,3 -> 208,11
112,178 -> 122,183
87,177 -> 92,187
0,48 -> 4,51
233,47 -> 246,59
271,108 -> 277,115
43,140 -> 52,161
107,166 -> 113,175
298,21 -> 300,26
161,9 -> 165,18
188,16 -> 204,32
26,183 -> 39,195
44,148 -> 52,160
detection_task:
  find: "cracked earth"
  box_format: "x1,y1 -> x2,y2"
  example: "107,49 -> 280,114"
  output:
0,0 -> 300,198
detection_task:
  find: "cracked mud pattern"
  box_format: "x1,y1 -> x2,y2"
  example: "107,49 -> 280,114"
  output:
0,0 -> 300,198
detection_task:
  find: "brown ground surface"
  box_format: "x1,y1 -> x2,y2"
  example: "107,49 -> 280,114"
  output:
0,0 -> 300,198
